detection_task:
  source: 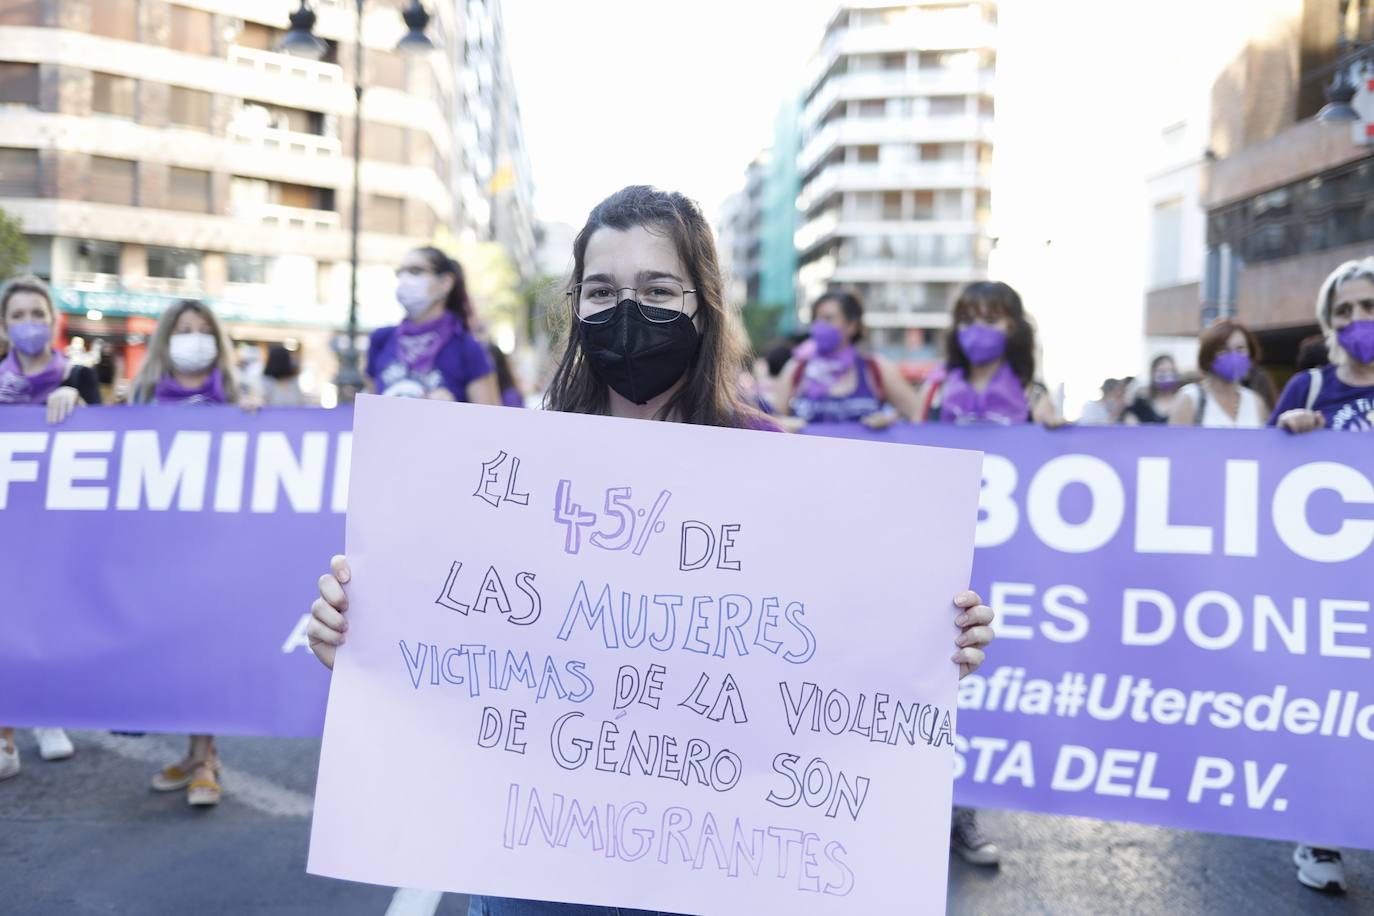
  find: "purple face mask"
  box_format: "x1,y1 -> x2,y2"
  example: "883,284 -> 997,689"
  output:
810,321 -> 844,356
8,321 -> 51,357
957,324 -> 1007,366
1211,350 -> 1251,382
1337,320 -> 1374,364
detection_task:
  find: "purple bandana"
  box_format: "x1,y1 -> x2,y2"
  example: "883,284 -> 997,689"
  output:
0,349 -> 68,404
396,311 -> 460,377
940,361 -> 1030,425
153,368 -> 227,405
796,327 -> 860,400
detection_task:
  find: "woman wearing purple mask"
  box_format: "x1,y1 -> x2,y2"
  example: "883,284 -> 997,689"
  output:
1122,354 -> 1180,425
304,186 -> 998,916
918,281 -> 1062,427
778,290 -> 921,429
1169,320 -> 1269,428
1270,257 -> 1374,435
367,247 -> 500,404
0,275 -> 96,782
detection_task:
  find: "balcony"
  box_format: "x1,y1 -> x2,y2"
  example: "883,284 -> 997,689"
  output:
253,203 -> 342,232
228,45 -> 344,89
228,123 -> 343,159
804,14 -> 997,94
798,162 -> 987,212
802,69 -> 995,129
799,115 -> 994,173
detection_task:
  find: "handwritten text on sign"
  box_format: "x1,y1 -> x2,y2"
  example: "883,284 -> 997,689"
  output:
307,397 -> 982,915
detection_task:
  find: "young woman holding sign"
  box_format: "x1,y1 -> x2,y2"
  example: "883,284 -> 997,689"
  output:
132,300 -> 255,805
0,276 -> 94,780
306,186 -> 996,916
1268,259 -> 1374,895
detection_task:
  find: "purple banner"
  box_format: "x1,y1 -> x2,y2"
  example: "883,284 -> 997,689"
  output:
2,408 -> 1372,849
0,406 -> 345,736
805,422 -> 1374,851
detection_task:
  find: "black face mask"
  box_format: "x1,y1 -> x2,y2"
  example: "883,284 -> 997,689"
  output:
579,299 -> 700,405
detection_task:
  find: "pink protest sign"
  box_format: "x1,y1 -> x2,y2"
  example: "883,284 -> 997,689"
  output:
308,395 -> 982,914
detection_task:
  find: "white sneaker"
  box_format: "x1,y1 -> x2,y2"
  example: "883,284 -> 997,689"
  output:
0,744 -> 19,781
951,806 -> 1001,867
33,727 -> 74,761
1294,843 -> 1347,893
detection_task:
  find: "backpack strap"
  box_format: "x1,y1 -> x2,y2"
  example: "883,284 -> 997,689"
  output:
1192,383 -> 1207,426
1304,367 -> 1324,411
862,356 -> 885,403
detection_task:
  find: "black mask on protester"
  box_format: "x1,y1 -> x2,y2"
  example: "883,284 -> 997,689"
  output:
579,299 -> 700,405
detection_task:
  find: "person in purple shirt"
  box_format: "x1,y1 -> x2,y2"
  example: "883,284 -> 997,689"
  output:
1271,257 -> 1374,436
304,186 -> 998,916
1268,258 -> 1374,896
367,246 -> 500,405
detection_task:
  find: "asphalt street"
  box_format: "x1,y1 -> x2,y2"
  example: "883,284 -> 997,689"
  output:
1,730 -> 1369,915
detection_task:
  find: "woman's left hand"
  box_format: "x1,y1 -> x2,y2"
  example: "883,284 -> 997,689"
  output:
45,386 -> 81,424
952,590 -> 995,679
860,410 -> 899,430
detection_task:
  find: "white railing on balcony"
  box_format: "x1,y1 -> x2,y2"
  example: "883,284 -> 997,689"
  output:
228,123 -> 343,159
254,203 -> 342,232
141,276 -> 204,297
803,69 -> 995,128
228,45 -> 343,88
60,271 -> 122,291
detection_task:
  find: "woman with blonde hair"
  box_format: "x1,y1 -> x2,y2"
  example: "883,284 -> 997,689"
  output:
133,299 -> 255,806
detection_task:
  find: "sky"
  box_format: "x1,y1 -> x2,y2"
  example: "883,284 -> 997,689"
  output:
502,0 -> 838,227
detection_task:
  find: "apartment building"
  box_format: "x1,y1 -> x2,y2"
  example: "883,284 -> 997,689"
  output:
0,0 -> 533,397
794,1 -> 996,358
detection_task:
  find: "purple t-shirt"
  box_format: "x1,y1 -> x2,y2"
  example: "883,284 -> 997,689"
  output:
1269,364 -> 1374,431
366,324 -> 493,400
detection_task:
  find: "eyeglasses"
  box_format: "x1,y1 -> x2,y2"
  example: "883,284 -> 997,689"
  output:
396,265 -> 436,278
569,281 -> 696,325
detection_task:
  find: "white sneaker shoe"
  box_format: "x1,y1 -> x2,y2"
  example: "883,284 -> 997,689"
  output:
1294,843 -> 1347,893
0,744 -> 19,781
33,728 -> 74,761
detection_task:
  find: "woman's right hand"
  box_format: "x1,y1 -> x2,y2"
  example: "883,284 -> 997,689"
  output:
1277,408 -> 1324,434
308,555 -> 351,670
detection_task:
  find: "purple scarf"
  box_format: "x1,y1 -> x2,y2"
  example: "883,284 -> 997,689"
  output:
0,349 -> 68,404
796,341 -> 860,399
940,361 -> 1030,425
396,311 -> 460,377
153,368 -> 227,405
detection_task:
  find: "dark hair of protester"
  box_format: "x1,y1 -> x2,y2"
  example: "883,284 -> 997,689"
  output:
1295,334 -> 1330,371
488,342 -> 517,394
815,289 -> 865,342
1197,319 -> 1261,374
945,280 -> 1037,385
763,339 -> 798,378
544,185 -> 753,427
263,344 -> 299,380
410,245 -> 474,328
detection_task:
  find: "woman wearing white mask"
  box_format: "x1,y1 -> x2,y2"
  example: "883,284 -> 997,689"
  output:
367,247 -> 500,403
130,299 -> 254,805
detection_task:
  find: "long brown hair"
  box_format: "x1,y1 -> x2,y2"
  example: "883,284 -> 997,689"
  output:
131,299 -> 240,404
543,185 -> 755,427
946,280 -> 1038,386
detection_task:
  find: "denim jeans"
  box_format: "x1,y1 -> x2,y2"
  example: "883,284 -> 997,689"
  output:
467,896 -> 683,916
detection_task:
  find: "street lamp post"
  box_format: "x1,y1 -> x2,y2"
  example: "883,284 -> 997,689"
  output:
279,1 -> 434,395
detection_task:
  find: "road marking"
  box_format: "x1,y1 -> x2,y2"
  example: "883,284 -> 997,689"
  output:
82,732 -> 314,818
384,887 -> 445,916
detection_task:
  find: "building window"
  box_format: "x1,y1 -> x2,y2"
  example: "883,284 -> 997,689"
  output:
929,96 -> 966,116
0,62 -> 39,106
227,253 -> 268,284
169,86 -> 213,131
234,21 -> 284,50
0,0 -> 42,26
1151,198 -> 1184,288
856,99 -> 885,117
167,166 -> 213,213
0,147 -> 39,197
169,4 -> 214,55
363,121 -> 407,163
854,144 -> 879,164
147,246 -> 201,280
75,239 -> 121,275
1207,160 -> 1374,264
91,72 -> 136,118
91,0 -> 138,41
364,194 -> 405,234
89,156 -> 136,206
365,48 -> 406,90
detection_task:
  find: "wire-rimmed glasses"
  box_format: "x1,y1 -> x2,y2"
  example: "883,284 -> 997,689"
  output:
569,281 -> 695,325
